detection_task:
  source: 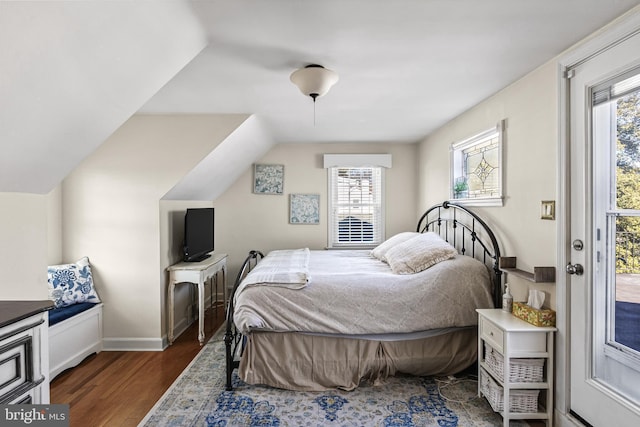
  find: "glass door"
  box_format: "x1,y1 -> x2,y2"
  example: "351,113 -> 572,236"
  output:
569,31 -> 640,425
592,69 -> 640,404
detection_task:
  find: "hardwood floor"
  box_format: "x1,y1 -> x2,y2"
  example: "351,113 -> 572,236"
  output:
49,306 -> 224,427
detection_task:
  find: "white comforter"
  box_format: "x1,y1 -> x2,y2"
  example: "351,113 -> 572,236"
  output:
233,250 -> 494,335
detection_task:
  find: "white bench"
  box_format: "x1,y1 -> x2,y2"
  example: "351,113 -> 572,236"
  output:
49,303 -> 103,379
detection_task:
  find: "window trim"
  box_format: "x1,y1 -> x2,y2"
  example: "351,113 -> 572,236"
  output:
449,120 -> 505,207
327,166 -> 385,249
324,154 -> 392,249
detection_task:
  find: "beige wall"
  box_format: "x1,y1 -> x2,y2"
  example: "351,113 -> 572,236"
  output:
46,186 -> 63,265
418,61 -> 558,308
214,142 -> 419,283
62,114 -> 246,348
0,193 -> 51,299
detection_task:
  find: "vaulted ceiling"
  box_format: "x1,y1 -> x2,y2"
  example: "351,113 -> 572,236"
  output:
2,0 -> 640,194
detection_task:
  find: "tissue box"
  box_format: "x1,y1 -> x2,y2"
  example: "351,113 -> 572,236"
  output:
512,302 -> 556,327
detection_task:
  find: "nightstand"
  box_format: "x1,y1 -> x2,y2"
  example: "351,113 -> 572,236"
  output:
476,309 -> 557,427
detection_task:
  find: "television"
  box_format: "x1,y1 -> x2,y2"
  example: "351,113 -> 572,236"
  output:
183,208 -> 214,262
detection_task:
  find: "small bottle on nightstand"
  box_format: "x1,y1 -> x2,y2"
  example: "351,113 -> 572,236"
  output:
502,284 -> 513,313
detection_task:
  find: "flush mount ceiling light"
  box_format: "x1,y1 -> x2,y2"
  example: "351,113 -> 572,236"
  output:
290,64 -> 339,103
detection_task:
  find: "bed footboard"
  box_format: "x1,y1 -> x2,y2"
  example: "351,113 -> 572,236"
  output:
224,249 -> 264,390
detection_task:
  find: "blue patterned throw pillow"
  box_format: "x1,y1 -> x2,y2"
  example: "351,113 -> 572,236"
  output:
47,257 -> 101,308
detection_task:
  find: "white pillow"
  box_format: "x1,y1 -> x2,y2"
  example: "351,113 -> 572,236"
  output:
47,257 -> 101,308
385,232 -> 458,274
370,232 -> 420,262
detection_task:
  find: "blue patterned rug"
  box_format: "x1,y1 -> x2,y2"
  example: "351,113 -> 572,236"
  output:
139,331 -> 527,426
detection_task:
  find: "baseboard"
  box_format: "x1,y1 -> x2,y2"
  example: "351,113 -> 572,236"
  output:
556,409 -> 586,427
102,337 -> 164,351
102,315 -> 195,351
103,299 -> 210,351
170,301 -> 214,344
171,315 -> 191,342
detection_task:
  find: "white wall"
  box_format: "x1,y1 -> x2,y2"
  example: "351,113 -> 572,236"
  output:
0,193 -> 51,299
62,114 -> 247,348
214,141 -> 419,283
418,61 -> 558,308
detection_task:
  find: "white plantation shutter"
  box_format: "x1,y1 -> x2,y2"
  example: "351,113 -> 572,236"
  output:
592,68 -> 640,105
328,166 -> 384,248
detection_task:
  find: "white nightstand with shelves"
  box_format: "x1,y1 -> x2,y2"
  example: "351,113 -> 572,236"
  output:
476,309 -> 557,427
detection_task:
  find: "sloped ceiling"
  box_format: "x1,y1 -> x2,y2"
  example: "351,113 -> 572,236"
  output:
162,115 -> 275,201
0,1 -> 207,194
2,1 -> 640,196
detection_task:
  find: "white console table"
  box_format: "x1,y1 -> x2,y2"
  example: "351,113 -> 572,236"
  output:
167,253 -> 227,345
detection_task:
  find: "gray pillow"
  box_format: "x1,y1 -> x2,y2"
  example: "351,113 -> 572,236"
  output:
370,232 -> 420,262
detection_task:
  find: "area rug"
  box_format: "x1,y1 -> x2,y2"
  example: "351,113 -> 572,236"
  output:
139,331 -> 527,426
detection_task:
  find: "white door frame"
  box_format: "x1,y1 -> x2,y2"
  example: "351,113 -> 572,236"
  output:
556,8 -> 640,426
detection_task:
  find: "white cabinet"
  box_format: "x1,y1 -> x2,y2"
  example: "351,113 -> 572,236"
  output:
0,301 -> 53,404
476,309 -> 556,427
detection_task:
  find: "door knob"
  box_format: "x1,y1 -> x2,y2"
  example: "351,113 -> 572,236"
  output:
566,263 -> 584,275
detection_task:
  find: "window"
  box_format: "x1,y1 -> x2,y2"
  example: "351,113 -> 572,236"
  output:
324,154 -> 390,248
328,167 -> 384,247
450,120 -> 504,206
592,69 -> 640,370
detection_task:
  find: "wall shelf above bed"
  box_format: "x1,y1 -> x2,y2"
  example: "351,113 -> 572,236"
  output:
498,257 -> 556,283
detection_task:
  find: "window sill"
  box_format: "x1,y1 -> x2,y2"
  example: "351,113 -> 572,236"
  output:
449,196 -> 503,207
325,246 -> 376,250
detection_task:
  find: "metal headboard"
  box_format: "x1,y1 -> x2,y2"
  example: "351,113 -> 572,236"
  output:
416,201 -> 503,307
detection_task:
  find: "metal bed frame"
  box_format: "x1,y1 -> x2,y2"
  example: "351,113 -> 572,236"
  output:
416,201 -> 503,306
224,249 -> 263,390
224,201 -> 502,390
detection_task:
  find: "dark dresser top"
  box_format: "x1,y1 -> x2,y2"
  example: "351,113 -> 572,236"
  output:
0,300 -> 54,328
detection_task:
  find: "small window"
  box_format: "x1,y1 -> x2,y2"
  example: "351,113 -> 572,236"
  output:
450,120 -> 505,206
328,166 -> 384,248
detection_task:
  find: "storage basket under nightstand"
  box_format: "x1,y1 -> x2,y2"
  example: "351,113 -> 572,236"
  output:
485,344 -> 544,383
480,370 -> 540,413
476,309 -> 557,426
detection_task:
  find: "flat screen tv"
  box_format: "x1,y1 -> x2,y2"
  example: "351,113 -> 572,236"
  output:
183,208 -> 214,262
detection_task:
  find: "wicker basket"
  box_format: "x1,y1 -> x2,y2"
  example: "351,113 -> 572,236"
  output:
481,370 -> 540,413
485,344 -> 544,383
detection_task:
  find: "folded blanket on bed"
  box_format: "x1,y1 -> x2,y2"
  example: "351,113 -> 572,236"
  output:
240,248 -> 310,289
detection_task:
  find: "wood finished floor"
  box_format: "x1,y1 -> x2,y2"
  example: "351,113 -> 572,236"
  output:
50,306 -> 545,427
50,306 -> 224,427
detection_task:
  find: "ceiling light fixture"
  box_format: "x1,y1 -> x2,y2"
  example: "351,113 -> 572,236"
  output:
290,64 -> 339,102
290,64 -> 339,124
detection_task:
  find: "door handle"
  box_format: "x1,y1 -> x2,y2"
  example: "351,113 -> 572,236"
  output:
566,263 -> 584,275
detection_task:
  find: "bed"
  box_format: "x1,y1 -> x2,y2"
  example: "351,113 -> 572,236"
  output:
224,201 -> 503,391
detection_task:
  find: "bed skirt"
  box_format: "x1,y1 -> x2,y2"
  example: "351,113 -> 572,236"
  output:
238,328 -> 477,391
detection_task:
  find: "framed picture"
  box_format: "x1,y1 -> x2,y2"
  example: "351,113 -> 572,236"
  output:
253,164 -> 284,194
290,194 -> 320,224
541,200 -> 555,220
